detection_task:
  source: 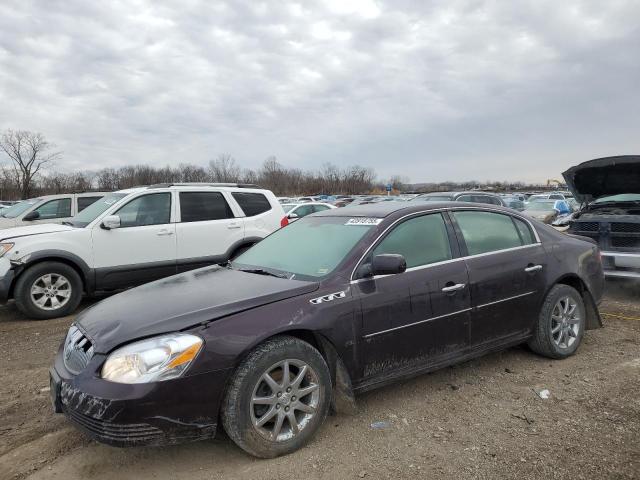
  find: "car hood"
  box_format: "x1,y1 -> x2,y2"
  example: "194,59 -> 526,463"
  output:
76,266 -> 320,353
0,223 -> 74,240
562,155 -> 640,203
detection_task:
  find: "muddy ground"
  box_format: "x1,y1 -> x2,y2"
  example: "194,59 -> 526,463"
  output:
1,281 -> 639,480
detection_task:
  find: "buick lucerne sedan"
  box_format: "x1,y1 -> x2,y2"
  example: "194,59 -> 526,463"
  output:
51,202 -> 605,458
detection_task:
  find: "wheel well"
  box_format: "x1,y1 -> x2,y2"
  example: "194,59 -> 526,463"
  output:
554,274 -> 602,330
229,242 -> 255,260
11,257 -> 87,298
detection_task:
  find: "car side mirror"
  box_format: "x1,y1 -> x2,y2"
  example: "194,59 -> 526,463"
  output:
23,211 -> 40,221
371,254 -> 407,276
288,213 -> 299,219
101,215 -> 121,230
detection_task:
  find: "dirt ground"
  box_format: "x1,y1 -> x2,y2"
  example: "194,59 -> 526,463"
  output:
1,281 -> 639,480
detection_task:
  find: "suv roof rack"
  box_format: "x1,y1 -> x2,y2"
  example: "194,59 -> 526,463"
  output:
147,183 -> 261,189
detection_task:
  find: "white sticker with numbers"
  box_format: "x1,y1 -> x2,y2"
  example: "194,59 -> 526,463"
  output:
345,218 -> 383,226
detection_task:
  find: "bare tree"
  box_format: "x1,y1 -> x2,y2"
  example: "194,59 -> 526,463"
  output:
0,129 -> 60,199
209,154 -> 241,183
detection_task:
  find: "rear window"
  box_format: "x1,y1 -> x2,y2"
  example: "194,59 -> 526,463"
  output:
180,192 -> 233,222
77,196 -> 103,212
232,192 -> 272,216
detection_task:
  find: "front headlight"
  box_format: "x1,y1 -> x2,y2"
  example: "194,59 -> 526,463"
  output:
0,243 -> 14,257
101,333 -> 203,384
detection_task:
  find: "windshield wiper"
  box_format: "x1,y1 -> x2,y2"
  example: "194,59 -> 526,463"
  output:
237,268 -> 288,279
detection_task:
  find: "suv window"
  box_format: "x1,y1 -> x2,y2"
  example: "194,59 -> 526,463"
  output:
232,192 -> 271,216
373,214 -> 452,268
513,217 -> 535,245
77,196 -> 103,213
453,211 -> 523,255
116,193 -> 171,227
34,198 -> 72,219
180,192 -> 233,222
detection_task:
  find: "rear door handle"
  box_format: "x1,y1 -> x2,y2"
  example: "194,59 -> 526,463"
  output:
157,229 -> 174,236
525,265 -> 543,273
442,283 -> 466,293
227,223 -> 242,230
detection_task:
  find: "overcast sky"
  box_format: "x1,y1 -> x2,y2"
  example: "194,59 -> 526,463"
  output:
1,0 -> 639,183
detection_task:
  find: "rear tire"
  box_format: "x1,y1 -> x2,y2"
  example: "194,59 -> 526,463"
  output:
222,336 -> 331,458
14,262 -> 83,320
528,284 -> 585,359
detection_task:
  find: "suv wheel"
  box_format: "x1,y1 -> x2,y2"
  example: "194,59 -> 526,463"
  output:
222,336 -> 331,458
528,284 -> 585,359
14,262 -> 83,320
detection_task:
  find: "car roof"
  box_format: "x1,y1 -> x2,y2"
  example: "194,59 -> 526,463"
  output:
312,201 -> 517,218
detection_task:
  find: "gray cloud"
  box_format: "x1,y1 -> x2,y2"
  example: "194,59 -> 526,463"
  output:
1,0 -> 639,183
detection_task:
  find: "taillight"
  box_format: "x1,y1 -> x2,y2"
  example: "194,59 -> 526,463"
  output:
280,216 -> 289,228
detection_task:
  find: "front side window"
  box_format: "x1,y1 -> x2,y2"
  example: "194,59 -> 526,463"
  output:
115,193 -> 171,227
34,198 -> 72,219
453,211 -> 523,255
373,214 -> 452,268
232,192 -> 271,216
180,192 -> 233,222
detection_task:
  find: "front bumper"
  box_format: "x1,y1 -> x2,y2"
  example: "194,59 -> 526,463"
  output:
51,347 -> 232,447
601,251 -> 640,279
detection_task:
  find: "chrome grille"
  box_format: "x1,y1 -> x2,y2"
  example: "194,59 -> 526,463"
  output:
63,325 -> 94,374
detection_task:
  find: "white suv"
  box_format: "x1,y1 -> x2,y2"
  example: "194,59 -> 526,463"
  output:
0,193 -> 109,229
0,183 -> 283,319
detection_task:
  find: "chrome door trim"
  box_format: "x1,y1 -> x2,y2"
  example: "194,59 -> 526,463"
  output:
362,307 -> 473,339
475,291 -> 537,309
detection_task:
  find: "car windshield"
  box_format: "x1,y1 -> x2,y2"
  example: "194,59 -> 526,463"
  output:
71,193 -> 128,227
525,201 -> 556,211
594,194 -> 640,203
1,198 -> 40,218
413,195 -> 451,202
232,217 -> 375,280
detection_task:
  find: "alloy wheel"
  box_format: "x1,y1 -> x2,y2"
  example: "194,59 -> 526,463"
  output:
551,296 -> 581,349
250,359 -> 320,442
30,273 -> 72,311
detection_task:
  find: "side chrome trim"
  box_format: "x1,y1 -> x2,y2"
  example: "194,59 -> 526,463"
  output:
349,206 -> 541,282
363,308 -> 473,339
476,291 -> 537,309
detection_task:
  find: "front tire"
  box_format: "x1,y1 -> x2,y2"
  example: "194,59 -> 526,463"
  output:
528,284 -> 585,359
222,336 -> 332,458
14,262 -> 83,320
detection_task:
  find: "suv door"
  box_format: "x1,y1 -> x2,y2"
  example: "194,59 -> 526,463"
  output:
92,192 -> 177,290
450,210 -> 547,346
26,197 -> 72,225
353,213 -> 470,382
176,191 -> 243,272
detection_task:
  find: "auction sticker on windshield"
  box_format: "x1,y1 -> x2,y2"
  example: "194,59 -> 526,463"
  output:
345,218 -> 383,226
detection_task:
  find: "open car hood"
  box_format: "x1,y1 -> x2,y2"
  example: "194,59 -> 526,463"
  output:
76,266 -> 319,353
562,155 -> 640,203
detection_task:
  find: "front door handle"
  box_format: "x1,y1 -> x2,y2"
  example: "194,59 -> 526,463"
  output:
442,283 -> 466,293
157,229 -> 174,236
525,264 -> 543,273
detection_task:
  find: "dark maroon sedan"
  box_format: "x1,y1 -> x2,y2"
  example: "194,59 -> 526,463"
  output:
51,202 -> 604,457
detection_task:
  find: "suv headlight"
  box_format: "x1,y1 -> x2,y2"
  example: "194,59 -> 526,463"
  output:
101,333 -> 203,384
0,243 -> 14,257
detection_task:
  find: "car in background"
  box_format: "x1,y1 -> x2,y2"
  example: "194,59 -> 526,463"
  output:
0,201 -> 17,208
280,202 -> 335,227
564,155 -> 640,279
0,193 -> 108,229
295,197 -> 314,203
527,193 -> 567,203
0,183 -> 283,319
411,191 -> 506,207
277,197 -> 295,204
522,199 -> 571,224
50,201 -> 603,457
334,197 -> 355,207
501,195 -> 526,211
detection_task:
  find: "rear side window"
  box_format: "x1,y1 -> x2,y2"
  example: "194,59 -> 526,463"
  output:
180,192 -> 233,222
77,196 -> 103,212
232,192 -> 271,216
453,211 -> 523,255
457,195 -> 474,202
514,217 -> 535,244
34,198 -> 72,219
373,214 -> 452,268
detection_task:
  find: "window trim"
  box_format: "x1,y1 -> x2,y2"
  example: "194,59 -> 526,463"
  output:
113,192 -> 173,228
349,206 -> 540,283
33,197 -> 72,220
177,190 -> 235,223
